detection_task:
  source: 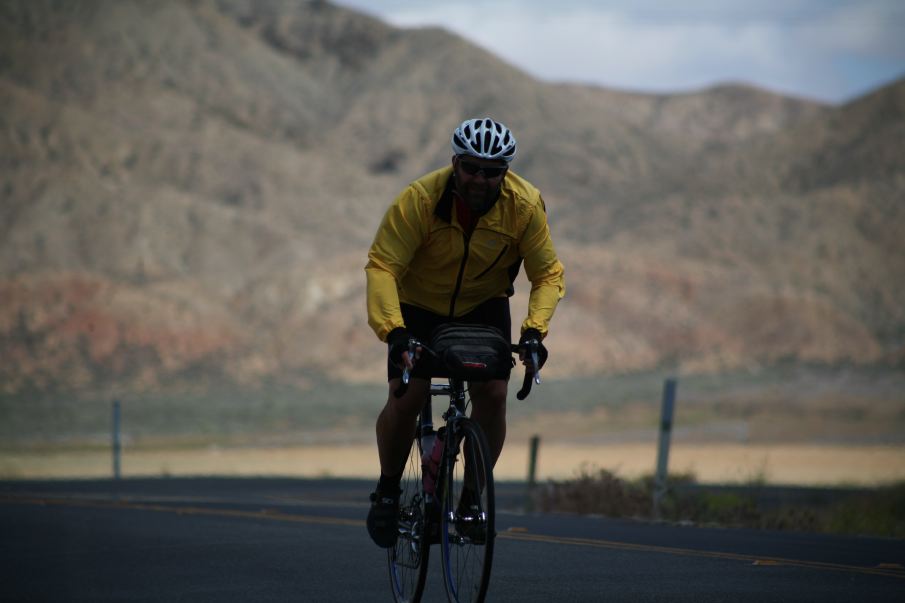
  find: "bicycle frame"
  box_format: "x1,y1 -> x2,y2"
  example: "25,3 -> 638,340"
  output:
419,377 -> 467,501
389,333 -> 541,603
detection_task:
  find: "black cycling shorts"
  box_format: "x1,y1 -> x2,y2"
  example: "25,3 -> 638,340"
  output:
387,297 -> 512,382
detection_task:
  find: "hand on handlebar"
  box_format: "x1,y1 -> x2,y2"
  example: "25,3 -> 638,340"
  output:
517,328 -> 548,380
387,328 -> 422,371
388,329 -> 423,397
513,329 -> 547,400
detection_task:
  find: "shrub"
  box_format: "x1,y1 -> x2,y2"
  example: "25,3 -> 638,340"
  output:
534,467 -> 905,539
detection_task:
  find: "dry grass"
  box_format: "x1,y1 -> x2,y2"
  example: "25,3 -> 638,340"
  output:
3,442 -> 904,486
504,442 -> 905,485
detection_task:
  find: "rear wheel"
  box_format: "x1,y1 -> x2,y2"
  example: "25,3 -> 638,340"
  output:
439,419 -> 495,602
388,430 -> 430,602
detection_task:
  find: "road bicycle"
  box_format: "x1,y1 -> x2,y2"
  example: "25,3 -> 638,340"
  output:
387,326 -> 543,603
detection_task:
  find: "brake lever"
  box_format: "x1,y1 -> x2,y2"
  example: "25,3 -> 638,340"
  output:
395,338 -> 420,398
530,347 -> 542,384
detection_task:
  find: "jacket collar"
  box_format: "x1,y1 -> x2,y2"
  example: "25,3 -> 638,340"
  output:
434,173 -> 509,234
434,174 -> 456,223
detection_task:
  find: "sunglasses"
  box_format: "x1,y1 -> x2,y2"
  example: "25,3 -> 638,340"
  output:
458,160 -> 508,179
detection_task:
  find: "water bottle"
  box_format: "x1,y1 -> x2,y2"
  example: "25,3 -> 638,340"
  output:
422,427 -> 444,495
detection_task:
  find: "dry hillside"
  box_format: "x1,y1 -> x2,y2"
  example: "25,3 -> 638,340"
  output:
1,0 -> 903,397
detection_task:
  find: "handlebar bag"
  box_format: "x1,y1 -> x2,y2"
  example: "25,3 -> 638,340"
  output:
429,323 -> 514,381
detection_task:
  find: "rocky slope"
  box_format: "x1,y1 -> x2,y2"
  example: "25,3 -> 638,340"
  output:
1,0 -> 903,397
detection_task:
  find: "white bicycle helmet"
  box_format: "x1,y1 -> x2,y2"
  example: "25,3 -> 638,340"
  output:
451,117 -> 517,163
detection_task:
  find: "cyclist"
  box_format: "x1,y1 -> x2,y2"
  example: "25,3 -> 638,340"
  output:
365,117 -> 565,547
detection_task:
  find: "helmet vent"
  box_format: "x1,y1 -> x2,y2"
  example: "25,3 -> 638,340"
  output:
450,117 -> 517,163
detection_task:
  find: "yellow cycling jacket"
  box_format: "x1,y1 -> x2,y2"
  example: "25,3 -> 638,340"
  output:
366,166 -> 565,342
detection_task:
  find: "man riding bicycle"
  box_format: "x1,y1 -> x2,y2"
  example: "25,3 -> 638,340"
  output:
365,117 -> 566,547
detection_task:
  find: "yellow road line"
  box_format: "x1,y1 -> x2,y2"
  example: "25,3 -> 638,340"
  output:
3,495 -> 903,580
496,531 -> 905,579
1,495 -> 364,528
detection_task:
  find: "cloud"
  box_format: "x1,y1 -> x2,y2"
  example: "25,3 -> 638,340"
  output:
335,0 -> 905,102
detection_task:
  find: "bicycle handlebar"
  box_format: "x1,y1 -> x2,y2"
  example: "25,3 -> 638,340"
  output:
513,340 -> 545,400
392,337 -> 544,400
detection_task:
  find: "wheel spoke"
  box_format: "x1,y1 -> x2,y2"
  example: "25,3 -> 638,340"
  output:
440,419 -> 495,602
388,433 -> 430,602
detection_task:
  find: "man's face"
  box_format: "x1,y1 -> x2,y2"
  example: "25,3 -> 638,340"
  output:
452,155 -> 508,213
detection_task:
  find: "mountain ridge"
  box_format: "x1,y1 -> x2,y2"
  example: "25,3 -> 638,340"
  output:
1,0 -> 903,397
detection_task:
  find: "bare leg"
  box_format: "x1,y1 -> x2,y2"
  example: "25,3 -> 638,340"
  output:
467,379 -> 508,467
376,378 -> 430,478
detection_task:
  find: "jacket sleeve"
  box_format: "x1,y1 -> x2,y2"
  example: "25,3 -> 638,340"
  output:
518,196 -> 565,337
365,186 -> 428,341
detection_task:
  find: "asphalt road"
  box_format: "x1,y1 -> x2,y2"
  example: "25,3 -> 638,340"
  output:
1,478 -> 903,602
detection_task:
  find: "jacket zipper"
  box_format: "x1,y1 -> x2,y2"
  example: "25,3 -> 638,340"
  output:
448,231 -> 471,317
474,244 -> 509,280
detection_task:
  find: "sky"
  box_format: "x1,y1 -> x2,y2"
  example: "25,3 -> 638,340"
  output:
333,0 -> 905,104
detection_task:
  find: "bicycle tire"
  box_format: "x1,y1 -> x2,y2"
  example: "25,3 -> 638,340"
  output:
439,418 -> 495,603
388,430 -> 431,603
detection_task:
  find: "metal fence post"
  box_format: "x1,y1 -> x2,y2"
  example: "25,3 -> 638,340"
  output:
112,399 -> 122,480
525,435 -> 540,513
653,378 -> 677,519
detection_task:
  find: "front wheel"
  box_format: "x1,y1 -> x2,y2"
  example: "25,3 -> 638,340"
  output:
439,418 -> 495,603
387,431 -> 430,602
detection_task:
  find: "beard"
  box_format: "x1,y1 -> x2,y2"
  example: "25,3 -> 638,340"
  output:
454,174 -> 501,215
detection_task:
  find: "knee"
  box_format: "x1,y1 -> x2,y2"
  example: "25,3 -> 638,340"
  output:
488,381 -> 508,405
385,379 -> 428,417
471,380 -> 508,408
